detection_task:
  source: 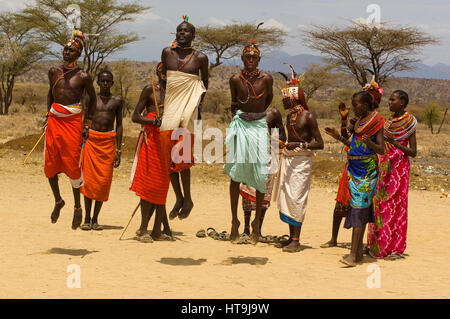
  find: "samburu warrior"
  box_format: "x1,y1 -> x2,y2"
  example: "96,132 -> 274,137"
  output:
159,15 -> 209,221
45,30 -> 96,230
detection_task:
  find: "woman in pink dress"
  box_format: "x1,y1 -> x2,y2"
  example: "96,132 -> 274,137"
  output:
368,90 -> 417,259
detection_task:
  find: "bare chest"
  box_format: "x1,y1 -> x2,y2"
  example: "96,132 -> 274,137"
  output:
166,50 -> 200,75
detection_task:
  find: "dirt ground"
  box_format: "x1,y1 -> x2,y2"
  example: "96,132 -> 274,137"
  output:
0,145 -> 449,299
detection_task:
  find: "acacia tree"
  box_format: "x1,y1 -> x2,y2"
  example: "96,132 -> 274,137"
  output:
195,22 -> 287,70
20,0 -> 149,77
0,13 -> 48,115
303,21 -> 438,86
422,102 -> 444,134
301,63 -> 342,102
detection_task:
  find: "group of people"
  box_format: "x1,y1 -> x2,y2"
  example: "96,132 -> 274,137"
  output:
42,17 -> 417,266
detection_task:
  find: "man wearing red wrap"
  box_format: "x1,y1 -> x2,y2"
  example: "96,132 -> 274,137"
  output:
160,16 -> 209,221
45,30 -> 96,230
130,63 -> 173,243
80,70 -> 123,231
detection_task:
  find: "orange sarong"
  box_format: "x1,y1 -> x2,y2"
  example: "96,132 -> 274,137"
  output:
80,130 -> 116,202
44,102 -> 83,188
335,164 -> 350,206
130,113 -> 170,205
159,129 -> 195,173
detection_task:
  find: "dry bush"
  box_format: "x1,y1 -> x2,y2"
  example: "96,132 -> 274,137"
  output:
13,82 -> 47,114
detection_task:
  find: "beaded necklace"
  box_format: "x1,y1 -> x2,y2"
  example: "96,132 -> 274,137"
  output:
175,47 -> 195,71
354,110 -> 377,134
237,70 -> 265,104
289,105 -> 308,143
384,112 -> 417,141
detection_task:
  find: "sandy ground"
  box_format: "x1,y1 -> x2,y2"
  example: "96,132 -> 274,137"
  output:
0,149 -> 449,299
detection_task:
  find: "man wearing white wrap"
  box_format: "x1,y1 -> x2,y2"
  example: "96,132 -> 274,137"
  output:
160,16 -> 209,221
273,78 -> 324,253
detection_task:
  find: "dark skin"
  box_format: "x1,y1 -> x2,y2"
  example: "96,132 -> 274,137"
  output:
131,68 -> 173,239
161,22 -> 209,221
385,92 -> 417,157
47,44 -> 96,230
280,95 -> 324,252
336,96 -> 384,266
228,52 -> 274,244
81,72 -> 123,231
242,107 -> 286,236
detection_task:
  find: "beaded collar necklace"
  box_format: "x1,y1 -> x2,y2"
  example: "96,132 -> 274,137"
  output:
355,110 -> 377,134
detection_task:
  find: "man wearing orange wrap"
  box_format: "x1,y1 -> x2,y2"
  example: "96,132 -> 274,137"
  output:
130,63 -> 173,243
80,70 -> 123,231
45,30 -> 96,230
160,16 -> 209,220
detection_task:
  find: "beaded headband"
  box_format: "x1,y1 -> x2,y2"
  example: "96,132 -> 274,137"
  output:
242,39 -> 260,56
65,29 -> 85,53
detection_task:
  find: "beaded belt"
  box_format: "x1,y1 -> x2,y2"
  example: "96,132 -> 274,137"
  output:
347,155 -> 376,160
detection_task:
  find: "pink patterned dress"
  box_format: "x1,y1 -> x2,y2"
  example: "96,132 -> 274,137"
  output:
368,112 -> 417,258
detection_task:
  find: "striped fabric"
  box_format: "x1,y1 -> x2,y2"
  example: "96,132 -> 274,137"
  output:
44,102 -> 83,188
130,113 -> 170,205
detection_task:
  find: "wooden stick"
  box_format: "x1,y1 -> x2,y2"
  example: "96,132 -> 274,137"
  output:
23,132 -> 45,164
150,74 -> 160,118
78,144 -> 84,168
119,202 -> 141,240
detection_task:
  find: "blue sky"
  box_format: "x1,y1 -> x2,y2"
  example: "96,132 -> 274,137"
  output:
1,0 -> 449,65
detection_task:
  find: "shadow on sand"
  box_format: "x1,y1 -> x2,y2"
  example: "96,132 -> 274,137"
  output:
157,257 -> 207,266
101,225 -> 124,230
45,248 -> 99,258
220,256 -> 269,266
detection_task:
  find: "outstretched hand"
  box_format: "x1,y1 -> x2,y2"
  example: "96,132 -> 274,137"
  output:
324,126 -> 340,140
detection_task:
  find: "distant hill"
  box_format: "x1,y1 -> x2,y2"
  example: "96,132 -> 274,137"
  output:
17,60 -> 450,105
227,50 -> 450,81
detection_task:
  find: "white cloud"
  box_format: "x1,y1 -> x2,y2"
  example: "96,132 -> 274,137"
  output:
262,18 -> 291,32
206,17 -> 232,26
136,11 -> 173,25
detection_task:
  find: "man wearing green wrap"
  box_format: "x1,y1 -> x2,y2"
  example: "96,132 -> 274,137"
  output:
224,40 -> 274,245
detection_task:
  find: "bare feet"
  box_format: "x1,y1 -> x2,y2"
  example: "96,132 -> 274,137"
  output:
72,207 -> 82,230
169,198 -> 183,220
320,240 -> 338,248
340,254 -> 357,267
178,198 -> 194,220
282,240 -> 301,253
51,199 -> 65,224
230,219 -> 240,243
250,220 -> 260,245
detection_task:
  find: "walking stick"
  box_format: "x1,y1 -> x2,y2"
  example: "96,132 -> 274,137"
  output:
79,143 -> 84,168
119,202 -> 141,240
23,131 -> 45,164
150,74 -> 160,118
